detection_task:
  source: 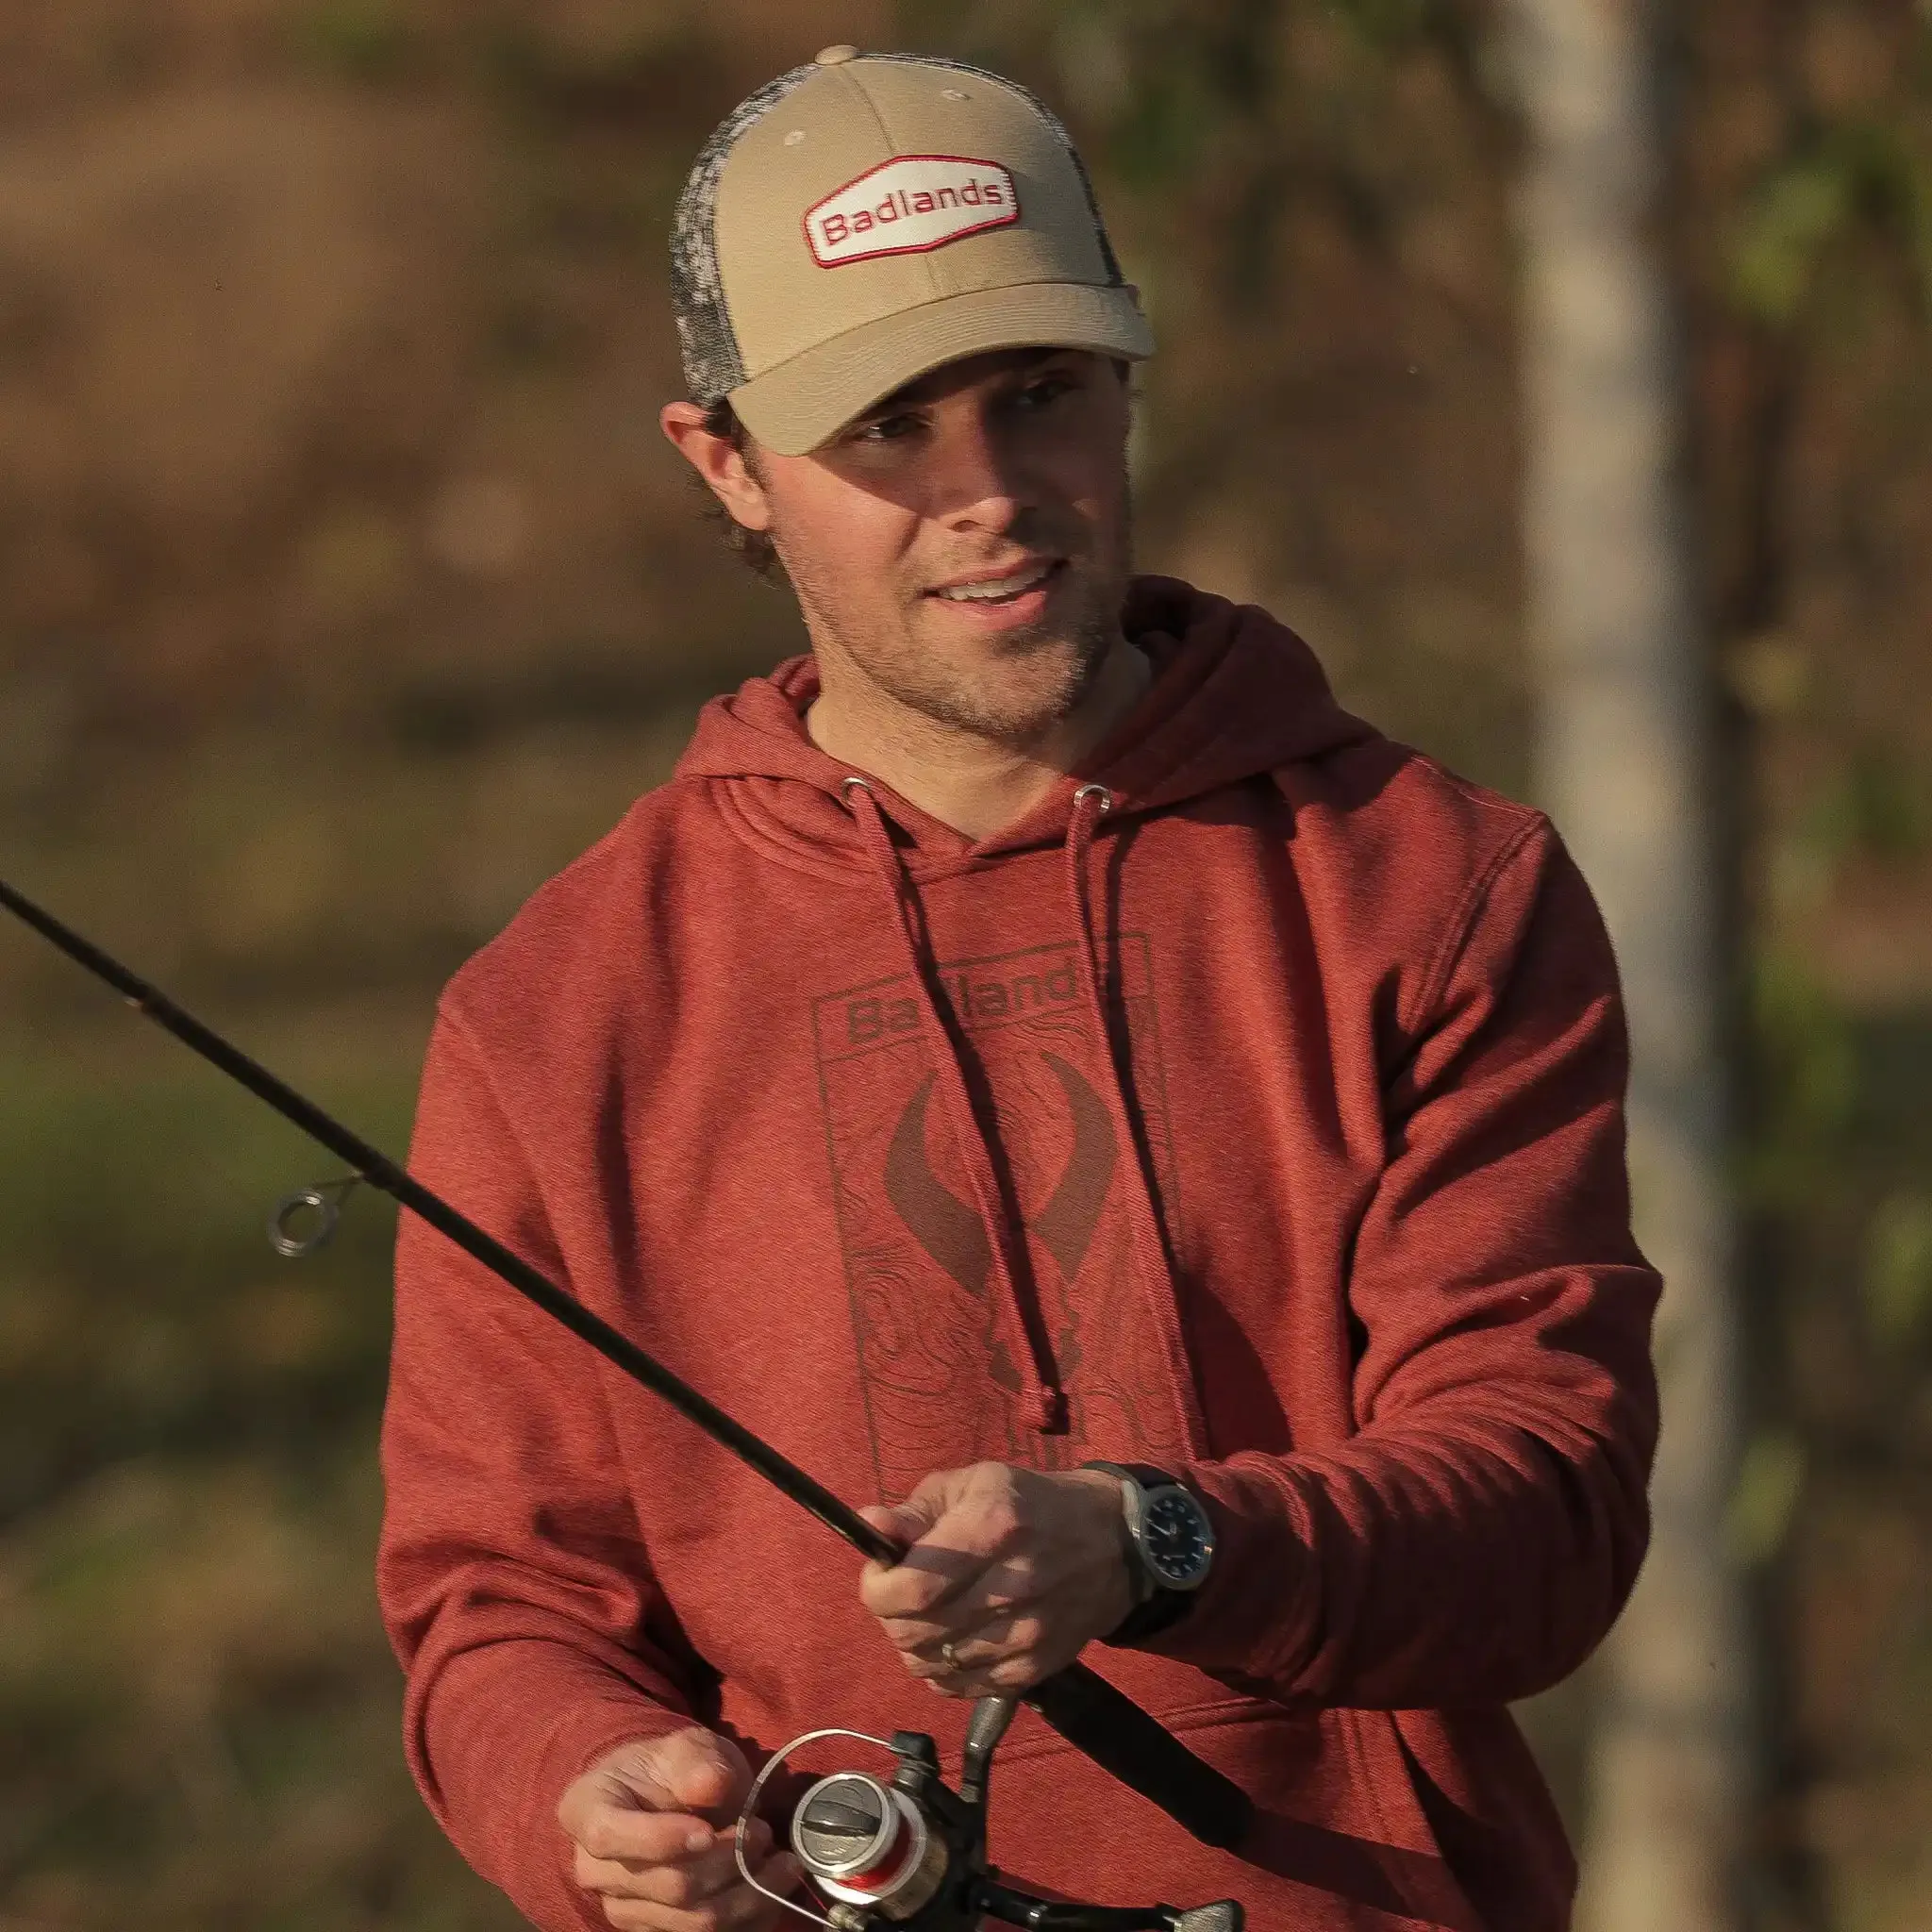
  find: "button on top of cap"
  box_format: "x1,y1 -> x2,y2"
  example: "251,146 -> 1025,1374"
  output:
814,44 -> 859,64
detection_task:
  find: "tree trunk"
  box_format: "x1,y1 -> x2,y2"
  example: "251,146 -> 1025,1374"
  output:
1505,1 -> 1755,1926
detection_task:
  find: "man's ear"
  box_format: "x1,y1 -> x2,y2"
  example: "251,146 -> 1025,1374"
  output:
660,402 -> 773,533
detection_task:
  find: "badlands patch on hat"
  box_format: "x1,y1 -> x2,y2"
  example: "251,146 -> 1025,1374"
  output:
670,47 -> 1154,456
804,156 -> 1020,266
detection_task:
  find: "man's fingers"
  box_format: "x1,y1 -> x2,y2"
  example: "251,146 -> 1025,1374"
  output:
577,1822 -> 774,1900
575,1806 -> 724,1867
859,1538 -> 987,1620
896,1600 -> 1034,1659
596,1846 -> 803,1930
559,1727 -> 754,1846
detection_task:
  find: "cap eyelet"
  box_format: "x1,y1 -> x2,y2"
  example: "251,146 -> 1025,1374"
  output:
783,129 -> 806,146
941,88 -> 967,100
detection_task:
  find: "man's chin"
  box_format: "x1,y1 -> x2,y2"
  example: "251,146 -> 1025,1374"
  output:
919,651 -> 1115,746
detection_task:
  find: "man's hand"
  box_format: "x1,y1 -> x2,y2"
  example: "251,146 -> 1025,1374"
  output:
557,1725 -> 804,1932
857,1462 -> 1137,1698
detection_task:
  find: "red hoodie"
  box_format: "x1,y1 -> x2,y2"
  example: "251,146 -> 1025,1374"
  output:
378,577 -> 1660,1932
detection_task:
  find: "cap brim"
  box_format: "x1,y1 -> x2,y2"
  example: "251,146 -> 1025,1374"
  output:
726,280 -> 1155,457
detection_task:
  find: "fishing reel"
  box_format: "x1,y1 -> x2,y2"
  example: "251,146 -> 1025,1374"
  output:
737,1694 -> 1243,1932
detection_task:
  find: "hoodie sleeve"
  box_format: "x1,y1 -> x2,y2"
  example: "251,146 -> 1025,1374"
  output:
1148,815 -> 1662,1708
377,1002 -> 707,1931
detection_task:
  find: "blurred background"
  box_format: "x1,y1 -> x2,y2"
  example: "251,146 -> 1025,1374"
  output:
1,2 -> 1928,1927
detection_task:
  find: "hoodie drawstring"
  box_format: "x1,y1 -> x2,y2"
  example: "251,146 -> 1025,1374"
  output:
843,778 -> 1061,1432
1064,786 -> 1209,1458
841,776 -> 1206,1457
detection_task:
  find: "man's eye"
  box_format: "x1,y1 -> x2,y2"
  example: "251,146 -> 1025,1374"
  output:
852,413 -> 922,443
1017,374 -> 1078,410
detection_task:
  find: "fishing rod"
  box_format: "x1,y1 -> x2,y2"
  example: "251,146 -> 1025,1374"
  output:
0,875 -> 1255,1909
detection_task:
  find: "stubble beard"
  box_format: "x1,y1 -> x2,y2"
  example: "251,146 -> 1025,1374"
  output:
780,508 -> 1135,754
890,591 -> 1119,745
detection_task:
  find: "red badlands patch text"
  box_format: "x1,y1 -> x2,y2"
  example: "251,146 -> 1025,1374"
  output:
805,156 -> 1019,267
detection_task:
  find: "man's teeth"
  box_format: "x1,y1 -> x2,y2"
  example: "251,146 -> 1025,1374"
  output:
934,563 -> 1054,602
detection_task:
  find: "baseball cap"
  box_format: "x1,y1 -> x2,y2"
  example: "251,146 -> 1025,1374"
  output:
670,45 -> 1155,457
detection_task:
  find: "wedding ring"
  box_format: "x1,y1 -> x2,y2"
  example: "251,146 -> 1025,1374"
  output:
941,1641 -> 959,1669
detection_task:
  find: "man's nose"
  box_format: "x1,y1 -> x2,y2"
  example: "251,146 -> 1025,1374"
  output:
925,409 -> 1029,533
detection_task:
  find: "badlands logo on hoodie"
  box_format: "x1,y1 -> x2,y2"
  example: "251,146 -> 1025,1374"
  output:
812,935 -> 1187,1501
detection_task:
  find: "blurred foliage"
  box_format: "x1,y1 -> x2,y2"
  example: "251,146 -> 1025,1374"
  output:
0,1058 -> 409,1516
1728,1428 -> 1809,1567
294,0 -> 423,83
0,0 -> 1930,1926
1864,1191 -> 1932,1347
1731,120 -> 1932,326
0,1049 -> 523,1926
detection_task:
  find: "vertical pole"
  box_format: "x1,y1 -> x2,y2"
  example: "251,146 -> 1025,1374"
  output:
1507,0 -> 1755,1924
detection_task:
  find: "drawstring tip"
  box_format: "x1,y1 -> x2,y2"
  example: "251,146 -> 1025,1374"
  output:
1026,1387 -> 1069,1434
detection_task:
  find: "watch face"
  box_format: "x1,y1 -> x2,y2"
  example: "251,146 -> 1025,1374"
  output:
1144,1490 -> 1213,1586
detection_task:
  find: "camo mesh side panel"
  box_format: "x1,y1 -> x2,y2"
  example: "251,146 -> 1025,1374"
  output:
669,53 -> 1128,407
670,63 -> 822,408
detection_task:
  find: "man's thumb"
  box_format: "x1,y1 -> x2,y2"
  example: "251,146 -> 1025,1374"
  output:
618,1725 -> 750,1816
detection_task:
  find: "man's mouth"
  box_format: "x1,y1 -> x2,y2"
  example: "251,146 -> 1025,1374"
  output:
927,558 -> 1062,604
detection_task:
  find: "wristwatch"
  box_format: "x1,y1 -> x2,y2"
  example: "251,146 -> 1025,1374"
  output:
1078,1460 -> 1215,1644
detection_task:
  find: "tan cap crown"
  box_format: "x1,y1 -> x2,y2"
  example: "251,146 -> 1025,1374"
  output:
670,51 -> 1153,456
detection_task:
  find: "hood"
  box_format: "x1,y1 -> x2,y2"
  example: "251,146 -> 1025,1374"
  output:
673,575 -> 1377,869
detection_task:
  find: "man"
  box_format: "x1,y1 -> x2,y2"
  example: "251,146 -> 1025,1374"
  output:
378,45 -> 1660,1932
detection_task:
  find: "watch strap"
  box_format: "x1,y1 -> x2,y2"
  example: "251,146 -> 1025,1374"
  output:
1084,1460 -> 1183,1494
1107,1577 -> 1200,1644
